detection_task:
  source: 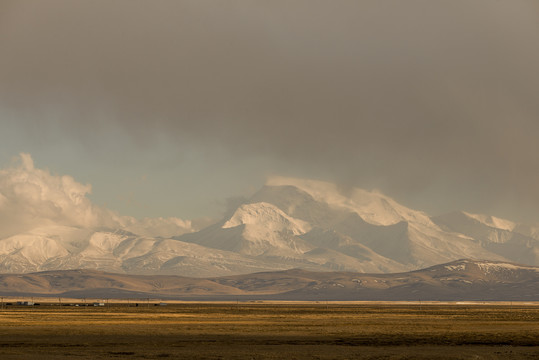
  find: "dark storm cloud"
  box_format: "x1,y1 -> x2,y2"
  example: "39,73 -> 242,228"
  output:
1,0 -> 539,220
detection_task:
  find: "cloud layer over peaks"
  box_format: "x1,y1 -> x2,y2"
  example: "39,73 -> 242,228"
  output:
0,154 -> 192,238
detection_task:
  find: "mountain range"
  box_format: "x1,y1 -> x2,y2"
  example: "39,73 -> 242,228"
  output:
1,259 -> 537,301
1,177 -> 538,277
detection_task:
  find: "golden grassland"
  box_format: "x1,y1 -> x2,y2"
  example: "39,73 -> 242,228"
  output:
0,302 -> 538,359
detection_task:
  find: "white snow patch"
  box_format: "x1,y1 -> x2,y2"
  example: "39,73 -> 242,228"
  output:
444,264 -> 466,271
475,261 -> 539,274
463,212 -> 516,231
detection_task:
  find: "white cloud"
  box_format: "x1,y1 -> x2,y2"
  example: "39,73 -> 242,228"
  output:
119,216 -> 192,238
0,154 -> 192,238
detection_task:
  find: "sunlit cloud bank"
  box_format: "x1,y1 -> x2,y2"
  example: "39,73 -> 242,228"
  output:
0,154 -> 193,238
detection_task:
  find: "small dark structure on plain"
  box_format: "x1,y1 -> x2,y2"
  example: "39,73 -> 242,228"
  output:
16,301 -> 34,306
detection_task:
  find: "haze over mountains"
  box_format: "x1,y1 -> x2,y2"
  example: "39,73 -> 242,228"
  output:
1,156 -> 538,277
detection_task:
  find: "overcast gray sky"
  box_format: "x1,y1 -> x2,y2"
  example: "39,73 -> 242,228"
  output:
1,0 -> 539,222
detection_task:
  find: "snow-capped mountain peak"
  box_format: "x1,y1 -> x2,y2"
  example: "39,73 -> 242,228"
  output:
223,202 -> 311,235
220,202 -> 312,256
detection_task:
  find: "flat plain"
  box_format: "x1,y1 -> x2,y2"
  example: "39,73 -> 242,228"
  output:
0,302 -> 538,359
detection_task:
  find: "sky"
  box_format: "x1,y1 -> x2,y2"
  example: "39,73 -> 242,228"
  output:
1,1 -> 539,223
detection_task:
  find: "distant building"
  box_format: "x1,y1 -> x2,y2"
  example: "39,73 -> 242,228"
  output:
93,302 -> 105,307
16,301 -> 34,306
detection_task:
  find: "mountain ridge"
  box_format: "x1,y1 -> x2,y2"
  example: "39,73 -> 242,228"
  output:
0,259 -> 537,301
1,176 -> 538,276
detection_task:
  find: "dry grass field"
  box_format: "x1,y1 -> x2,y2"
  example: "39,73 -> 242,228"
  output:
0,302 -> 538,359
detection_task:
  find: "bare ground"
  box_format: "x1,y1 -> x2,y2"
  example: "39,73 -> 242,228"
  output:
0,303 -> 538,359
